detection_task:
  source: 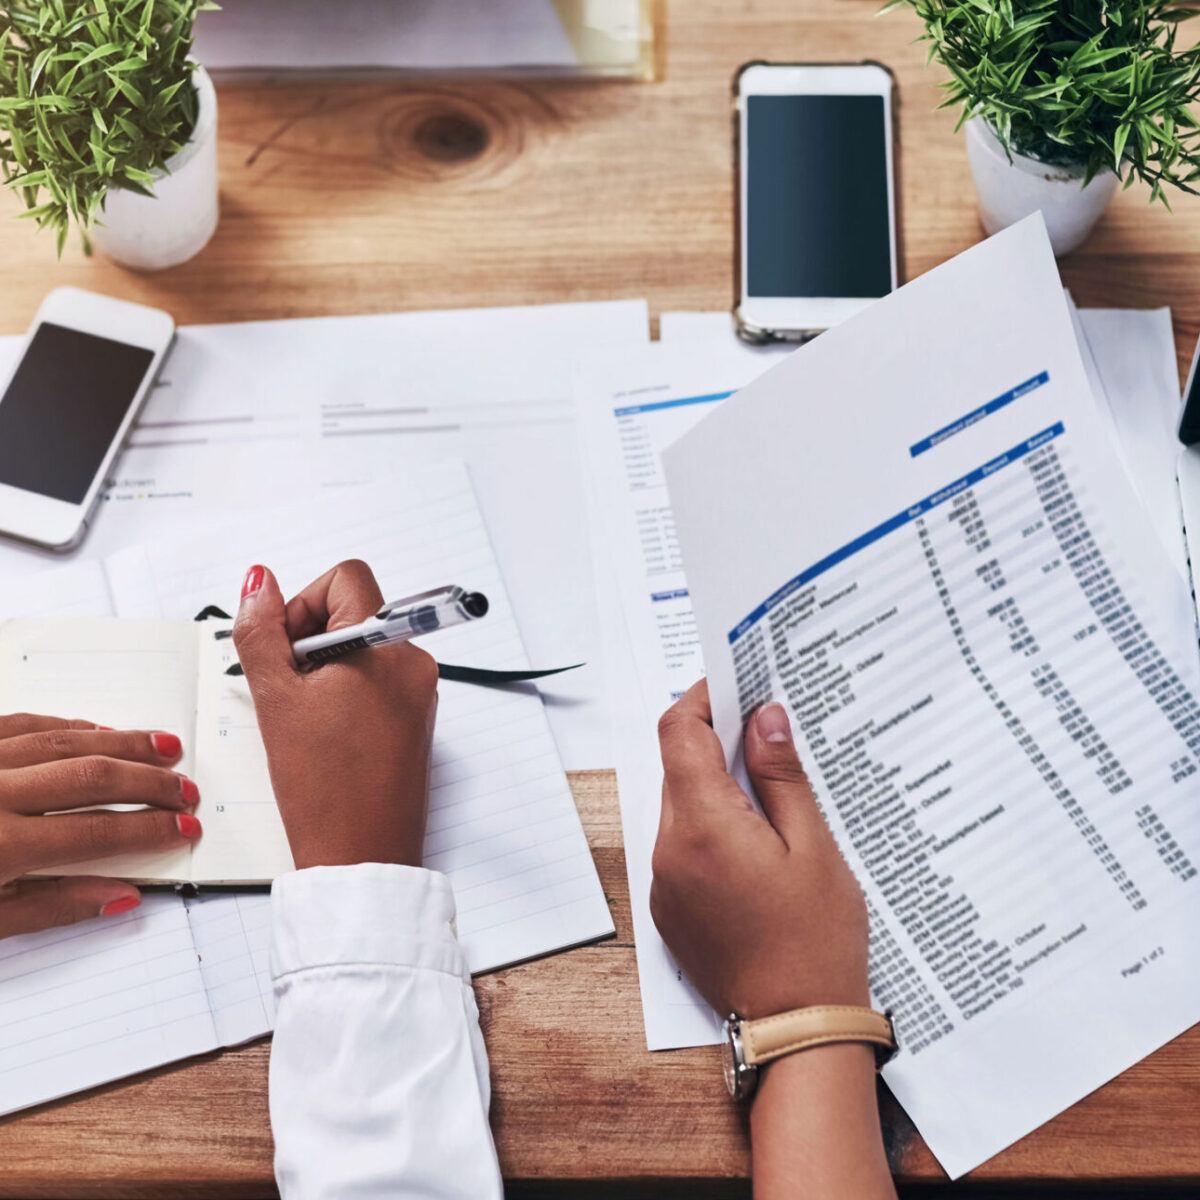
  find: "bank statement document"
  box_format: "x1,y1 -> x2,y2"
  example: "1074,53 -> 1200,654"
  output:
661,217 -> 1200,1178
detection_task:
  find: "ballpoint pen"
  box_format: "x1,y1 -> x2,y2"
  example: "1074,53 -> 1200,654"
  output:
224,585 -> 489,675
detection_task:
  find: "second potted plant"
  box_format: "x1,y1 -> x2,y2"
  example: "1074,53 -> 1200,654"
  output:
0,0 -> 219,269
887,0 -> 1200,255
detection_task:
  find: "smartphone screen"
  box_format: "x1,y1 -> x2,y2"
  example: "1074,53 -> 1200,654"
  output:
1181,350 -> 1200,446
746,94 -> 892,299
0,322 -> 154,505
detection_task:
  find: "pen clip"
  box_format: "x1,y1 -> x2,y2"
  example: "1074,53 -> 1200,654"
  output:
375,585 -> 463,621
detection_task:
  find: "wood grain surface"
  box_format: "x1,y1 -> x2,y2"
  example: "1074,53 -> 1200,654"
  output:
0,0 -> 1198,1194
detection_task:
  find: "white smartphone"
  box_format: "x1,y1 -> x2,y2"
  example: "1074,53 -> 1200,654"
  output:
734,61 -> 899,344
0,288 -> 174,551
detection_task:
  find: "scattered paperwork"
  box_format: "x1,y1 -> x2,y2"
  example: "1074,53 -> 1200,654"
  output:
0,299 -> 650,770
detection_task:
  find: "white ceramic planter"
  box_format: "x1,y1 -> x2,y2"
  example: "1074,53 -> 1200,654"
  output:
965,117 -> 1118,257
90,64 -> 219,271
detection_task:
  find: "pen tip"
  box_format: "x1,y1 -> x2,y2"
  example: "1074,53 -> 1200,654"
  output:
225,663 -> 244,677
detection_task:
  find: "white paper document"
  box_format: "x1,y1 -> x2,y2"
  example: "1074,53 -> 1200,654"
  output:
0,299 -> 650,770
663,305 -> 1188,575
242,300 -> 649,770
660,218 -> 1200,1177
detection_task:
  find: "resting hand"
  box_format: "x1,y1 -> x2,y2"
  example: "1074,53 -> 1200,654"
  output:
232,560 -> 439,870
651,679 -> 869,1018
0,715 -> 200,939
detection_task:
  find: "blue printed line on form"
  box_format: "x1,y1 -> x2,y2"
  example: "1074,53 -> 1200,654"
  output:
614,390 -> 734,417
728,422 -> 1066,643
908,372 -> 1050,458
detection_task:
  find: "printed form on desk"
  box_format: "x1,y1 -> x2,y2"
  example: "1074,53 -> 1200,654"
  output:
658,216 -> 1200,1177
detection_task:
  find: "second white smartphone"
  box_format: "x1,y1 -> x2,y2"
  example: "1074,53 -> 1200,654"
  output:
0,287 -> 174,551
734,61 -> 899,343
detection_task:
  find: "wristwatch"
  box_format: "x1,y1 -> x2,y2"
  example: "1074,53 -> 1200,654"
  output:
722,1006 -> 897,1101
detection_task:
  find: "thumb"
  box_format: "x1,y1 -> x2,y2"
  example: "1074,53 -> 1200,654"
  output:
743,702 -> 819,847
232,565 -> 295,690
0,878 -> 142,940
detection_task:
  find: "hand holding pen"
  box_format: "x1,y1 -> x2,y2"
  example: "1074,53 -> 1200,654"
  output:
232,561 -> 441,868
225,584 -> 489,675
221,576 -> 578,686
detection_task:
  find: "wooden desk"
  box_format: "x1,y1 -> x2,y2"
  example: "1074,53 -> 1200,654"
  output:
1,1 -> 1198,1195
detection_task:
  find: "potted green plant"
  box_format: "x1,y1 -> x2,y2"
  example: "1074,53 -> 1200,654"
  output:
0,0 -> 219,269
885,0 -> 1200,255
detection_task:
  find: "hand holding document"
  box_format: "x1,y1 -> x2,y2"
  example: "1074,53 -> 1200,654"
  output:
660,216 -> 1200,1177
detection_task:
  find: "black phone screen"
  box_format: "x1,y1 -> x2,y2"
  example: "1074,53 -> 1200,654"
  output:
0,322 -> 154,505
745,94 -> 893,299
1180,352 -> 1200,445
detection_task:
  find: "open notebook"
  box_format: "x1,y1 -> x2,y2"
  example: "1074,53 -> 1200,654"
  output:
0,462 -> 613,1115
0,617 -> 293,885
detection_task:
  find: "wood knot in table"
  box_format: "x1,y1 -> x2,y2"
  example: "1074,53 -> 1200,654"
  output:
414,113 -> 490,163
377,87 -> 552,186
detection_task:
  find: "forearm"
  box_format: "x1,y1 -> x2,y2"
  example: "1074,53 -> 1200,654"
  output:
749,1044 -> 896,1200
269,864 -> 502,1200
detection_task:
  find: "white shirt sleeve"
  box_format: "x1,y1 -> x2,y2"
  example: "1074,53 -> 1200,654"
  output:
268,863 -> 503,1200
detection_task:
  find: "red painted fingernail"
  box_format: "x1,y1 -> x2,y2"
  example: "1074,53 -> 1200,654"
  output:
100,896 -> 141,917
180,777 -> 199,806
151,731 -> 182,757
241,565 -> 265,599
176,813 -> 202,838
96,725 -> 113,732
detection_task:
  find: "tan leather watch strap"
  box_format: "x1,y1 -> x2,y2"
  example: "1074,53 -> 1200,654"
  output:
739,1006 -> 895,1068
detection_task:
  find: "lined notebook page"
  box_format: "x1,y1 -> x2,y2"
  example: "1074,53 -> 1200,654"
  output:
0,897 -> 216,1116
184,892 -> 274,1045
105,462 -> 614,972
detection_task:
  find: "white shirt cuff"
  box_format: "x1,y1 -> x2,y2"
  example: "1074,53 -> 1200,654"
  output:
271,863 -> 467,981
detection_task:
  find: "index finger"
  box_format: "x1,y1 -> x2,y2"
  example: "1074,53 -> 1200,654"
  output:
283,559 -> 385,639
657,679 -> 729,795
